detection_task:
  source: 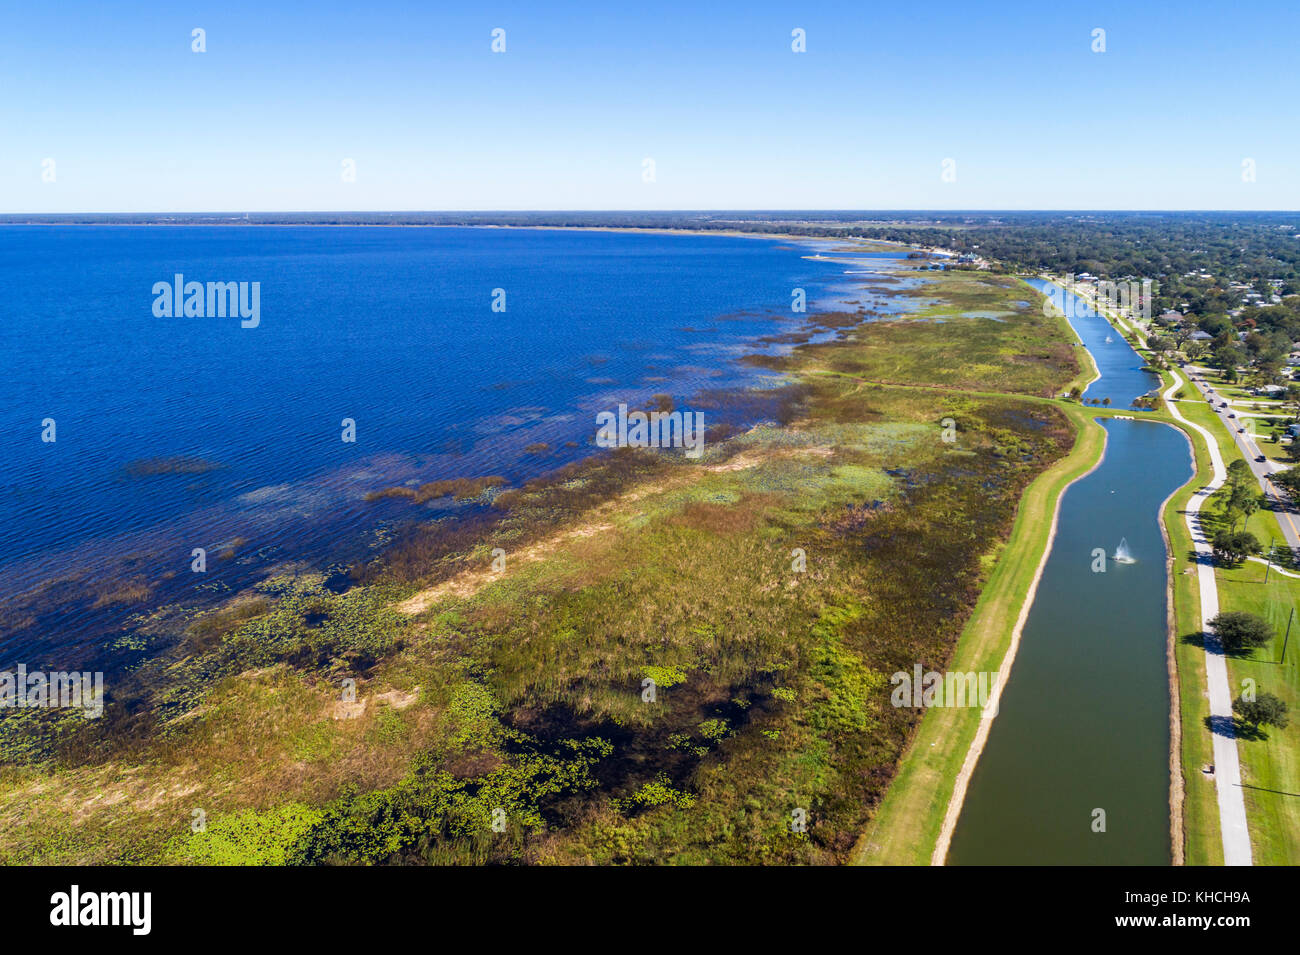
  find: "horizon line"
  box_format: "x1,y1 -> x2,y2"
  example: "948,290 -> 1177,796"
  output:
5,208 -> 1300,217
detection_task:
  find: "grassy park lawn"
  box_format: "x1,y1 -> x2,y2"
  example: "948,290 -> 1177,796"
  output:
1215,560 -> 1300,865
1257,437 -> 1294,465
1170,367 -> 1300,863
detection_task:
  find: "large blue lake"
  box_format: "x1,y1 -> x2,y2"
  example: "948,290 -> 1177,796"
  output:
1,226 -> 894,661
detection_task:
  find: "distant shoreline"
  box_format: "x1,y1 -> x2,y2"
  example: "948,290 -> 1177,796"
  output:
0,219 -> 909,250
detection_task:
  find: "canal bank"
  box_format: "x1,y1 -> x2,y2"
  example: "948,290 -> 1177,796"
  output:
944,417 -> 1193,864
1024,277 -> 1161,407
939,283 -> 1190,864
856,280 -> 1197,865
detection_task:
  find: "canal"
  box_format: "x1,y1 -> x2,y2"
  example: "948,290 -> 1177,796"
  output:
947,283 -> 1193,864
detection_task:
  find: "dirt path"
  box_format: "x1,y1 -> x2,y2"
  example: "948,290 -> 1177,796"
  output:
395,448 -> 815,616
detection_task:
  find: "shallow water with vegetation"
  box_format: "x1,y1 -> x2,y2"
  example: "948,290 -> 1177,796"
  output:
0,246 -> 1089,866
1,226 -> 905,666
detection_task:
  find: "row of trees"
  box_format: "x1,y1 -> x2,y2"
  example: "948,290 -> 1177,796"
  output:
1210,460 -> 1265,564
1209,611 -> 1290,734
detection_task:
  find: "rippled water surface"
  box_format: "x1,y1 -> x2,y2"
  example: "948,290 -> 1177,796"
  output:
1,226 -> 899,660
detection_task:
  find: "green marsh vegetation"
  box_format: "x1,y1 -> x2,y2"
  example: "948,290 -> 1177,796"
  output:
798,271 -> 1080,398
0,265 -> 1081,865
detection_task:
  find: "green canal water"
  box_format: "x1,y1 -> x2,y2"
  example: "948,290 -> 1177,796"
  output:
947,417 -> 1193,865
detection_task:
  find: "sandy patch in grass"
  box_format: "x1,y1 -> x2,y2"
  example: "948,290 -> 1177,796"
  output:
395,447 -> 826,615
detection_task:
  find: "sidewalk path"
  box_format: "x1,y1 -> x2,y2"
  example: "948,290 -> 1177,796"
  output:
1164,369 -> 1254,866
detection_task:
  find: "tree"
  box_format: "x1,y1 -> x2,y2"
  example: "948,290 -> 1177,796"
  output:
1272,467 -> 1300,498
1211,529 -> 1262,565
1239,491 -> 1260,526
1214,346 -> 1241,381
1209,610 -> 1273,651
1220,481 -> 1260,531
1257,357 -> 1284,384
1233,692 -> 1289,731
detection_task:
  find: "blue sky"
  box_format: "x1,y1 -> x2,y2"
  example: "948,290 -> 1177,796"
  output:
4,0 -> 1298,212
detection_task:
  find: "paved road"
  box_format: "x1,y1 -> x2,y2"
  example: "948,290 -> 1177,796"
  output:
1164,370 -> 1254,866
1180,364 -> 1300,553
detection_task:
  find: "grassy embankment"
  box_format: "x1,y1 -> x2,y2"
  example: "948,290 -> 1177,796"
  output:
0,267 -> 1086,865
852,398 -> 1106,864
1159,381 -> 1225,865
851,278 -> 1115,865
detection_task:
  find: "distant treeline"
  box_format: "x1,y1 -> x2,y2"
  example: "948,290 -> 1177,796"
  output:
8,210 -> 1300,287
